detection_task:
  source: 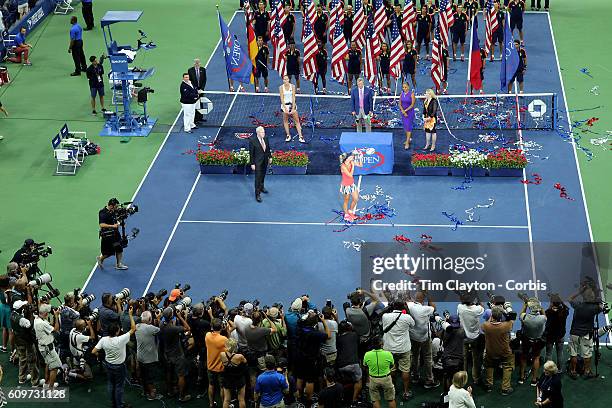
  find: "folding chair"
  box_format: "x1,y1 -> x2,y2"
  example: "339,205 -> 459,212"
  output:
52,135 -> 80,175
60,123 -> 88,162
2,32 -> 16,61
54,0 -> 74,15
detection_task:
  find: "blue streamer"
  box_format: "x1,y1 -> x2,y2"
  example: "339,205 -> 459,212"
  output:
441,211 -> 463,231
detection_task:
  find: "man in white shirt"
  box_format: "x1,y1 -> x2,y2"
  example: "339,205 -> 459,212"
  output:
382,302 -> 416,400
93,306 -> 136,408
407,291 -> 439,388
456,293 -> 485,385
68,319 -> 95,381
233,302 -> 254,351
34,304 -> 61,389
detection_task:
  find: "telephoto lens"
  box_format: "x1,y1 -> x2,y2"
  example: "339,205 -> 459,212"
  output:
86,308 -> 99,321
156,288 -> 168,298
81,294 -> 96,306
182,284 -> 191,292
115,288 -> 131,300
28,273 -> 52,287
174,296 -> 192,311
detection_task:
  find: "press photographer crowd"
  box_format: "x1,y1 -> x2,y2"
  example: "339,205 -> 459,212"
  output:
1,231 -> 611,408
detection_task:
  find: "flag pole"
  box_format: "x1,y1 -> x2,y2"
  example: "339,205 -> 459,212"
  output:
466,15 -> 474,95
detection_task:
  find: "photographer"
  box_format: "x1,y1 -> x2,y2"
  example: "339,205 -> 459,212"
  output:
10,238 -> 37,265
59,292 -> 81,361
159,307 -> 192,402
318,305 -> 338,366
336,320 -> 362,404
97,198 -> 128,270
481,306 -> 515,395
0,274 -> 12,353
437,315 -> 465,394
295,310 -> 330,406
92,306 -> 136,408
99,292 -> 121,336
262,306 -> 287,358
345,289 -> 381,356
135,310 -> 161,400
456,292 -> 485,385
67,319 -> 95,382
544,294 -> 569,369
11,299 -> 39,386
188,302 -> 211,397
518,298 -> 547,386
220,337 -> 248,408
567,286 -> 603,379
382,301 -> 415,400
206,318 -> 231,408
34,303 -> 62,389
254,355 -> 289,408
407,290 -> 439,389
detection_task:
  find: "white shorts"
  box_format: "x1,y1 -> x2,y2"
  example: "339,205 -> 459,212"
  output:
18,4 -> 29,13
340,184 -> 357,195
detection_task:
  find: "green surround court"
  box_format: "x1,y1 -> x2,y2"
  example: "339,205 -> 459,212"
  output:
0,0 -> 611,406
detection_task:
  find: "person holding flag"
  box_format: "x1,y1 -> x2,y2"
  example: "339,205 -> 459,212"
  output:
378,42 -> 391,93
416,6 -> 431,59
282,3 -> 296,42
314,3 -> 330,45
254,1 -> 271,43
468,16 -> 486,94
500,13 -> 519,92
491,1 -> 505,61
315,41 -> 328,94
507,0 -> 525,44
465,0 -> 479,25
402,40 -> 418,89
451,4 -> 469,61
508,39 -> 526,93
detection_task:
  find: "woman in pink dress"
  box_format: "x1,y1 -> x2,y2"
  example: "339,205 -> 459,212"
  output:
339,152 -> 363,221
399,82 -> 416,149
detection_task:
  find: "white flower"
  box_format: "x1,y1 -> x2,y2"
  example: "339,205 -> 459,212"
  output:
450,149 -> 487,168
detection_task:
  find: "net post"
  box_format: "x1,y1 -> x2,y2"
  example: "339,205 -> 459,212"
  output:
552,93 -> 558,129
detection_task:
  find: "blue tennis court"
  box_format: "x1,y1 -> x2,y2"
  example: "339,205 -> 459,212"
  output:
82,11 -> 596,322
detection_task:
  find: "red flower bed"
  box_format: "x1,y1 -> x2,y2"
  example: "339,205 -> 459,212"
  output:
411,153 -> 451,167
271,150 -> 309,167
196,149 -> 235,165
484,148 -> 527,169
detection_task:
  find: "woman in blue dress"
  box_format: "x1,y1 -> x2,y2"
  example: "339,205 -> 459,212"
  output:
399,82 -> 416,149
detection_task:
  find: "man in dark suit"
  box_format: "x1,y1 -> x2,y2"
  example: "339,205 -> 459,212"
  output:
188,58 -> 207,123
249,126 -> 271,202
180,73 -> 199,133
350,78 -> 374,132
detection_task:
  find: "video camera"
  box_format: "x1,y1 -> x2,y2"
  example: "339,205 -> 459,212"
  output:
486,292 -> 517,320
115,202 -> 139,223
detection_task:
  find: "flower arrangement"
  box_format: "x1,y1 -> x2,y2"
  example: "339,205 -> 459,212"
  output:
196,149 -> 235,166
233,148 -> 250,165
271,150 -> 309,167
449,149 -> 487,168
411,153 -> 452,167
484,148 -> 527,169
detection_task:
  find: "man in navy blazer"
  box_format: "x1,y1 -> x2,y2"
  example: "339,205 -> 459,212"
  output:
350,78 -> 374,132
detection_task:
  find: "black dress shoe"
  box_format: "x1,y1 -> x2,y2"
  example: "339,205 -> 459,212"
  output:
70,72 -> 81,76
256,195 -> 262,202
261,188 -> 268,194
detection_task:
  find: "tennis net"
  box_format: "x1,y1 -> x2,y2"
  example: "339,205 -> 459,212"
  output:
201,91 -> 557,132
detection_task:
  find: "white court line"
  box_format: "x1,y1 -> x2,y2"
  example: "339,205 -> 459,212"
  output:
179,220 -> 529,229
82,10 -> 239,292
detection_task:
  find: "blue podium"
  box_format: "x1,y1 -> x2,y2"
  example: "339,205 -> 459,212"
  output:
339,132 -> 395,175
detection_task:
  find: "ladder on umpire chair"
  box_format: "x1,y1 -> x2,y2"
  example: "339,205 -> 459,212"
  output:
54,0 -> 74,15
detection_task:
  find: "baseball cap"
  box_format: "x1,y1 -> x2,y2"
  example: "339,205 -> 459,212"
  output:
243,303 -> 254,315
168,289 -> 181,302
13,300 -> 28,310
24,238 -> 35,246
162,307 -> 174,319
448,315 -> 461,328
192,302 -> 205,314
291,298 -> 303,311
528,298 -> 542,312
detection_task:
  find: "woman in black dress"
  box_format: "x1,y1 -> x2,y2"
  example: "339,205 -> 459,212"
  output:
378,42 -> 391,94
423,88 -> 438,151
220,338 -> 248,408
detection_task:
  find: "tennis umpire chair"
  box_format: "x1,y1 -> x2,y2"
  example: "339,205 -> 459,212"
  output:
54,0 -> 74,15
1,32 -> 16,62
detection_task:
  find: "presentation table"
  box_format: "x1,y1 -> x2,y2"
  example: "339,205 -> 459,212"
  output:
339,132 -> 395,175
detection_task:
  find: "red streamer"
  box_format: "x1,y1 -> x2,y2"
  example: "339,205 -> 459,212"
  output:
521,173 -> 542,185
586,117 -> 599,127
554,183 -> 575,201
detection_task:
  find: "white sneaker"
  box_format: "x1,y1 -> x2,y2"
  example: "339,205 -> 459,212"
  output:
0,135 -> 4,140
115,264 -> 129,270
96,255 -> 104,269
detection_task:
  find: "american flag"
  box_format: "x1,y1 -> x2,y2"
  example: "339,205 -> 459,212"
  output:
271,11 -> 287,77
302,13 -> 318,81
484,0 -> 499,56
270,0 -> 287,28
329,0 -> 344,32
389,16 -> 405,78
352,0 -> 367,49
303,0 -> 318,25
364,14 -> 378,85
244,1 -> 254,28
431,28 -> 443,91
373,0 -> 387,36
331,18 -> 349,83
402,2 -> 416,42
438,0 -> 455,49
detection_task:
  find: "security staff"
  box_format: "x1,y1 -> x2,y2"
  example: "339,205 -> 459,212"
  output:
69,16 -> 87,76
82,0 -> 95,30
97,198 -> 128,270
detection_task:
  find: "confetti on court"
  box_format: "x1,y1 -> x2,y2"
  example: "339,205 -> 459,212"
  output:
329,185 -> 396,232
394,235 -> 412,247
590,137 -> 611,149
521,173 -> 542,185
464,198 -> 496,223
343,240 -> 365,252
554,183 -> 576,201
517,140 -> 549,161
442,211 -> 464,231
589,86 -> 599,95
580,67 -> 594,78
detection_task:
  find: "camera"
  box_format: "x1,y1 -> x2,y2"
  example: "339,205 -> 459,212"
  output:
86,308 -> 99,321
137,87 -> 155,103
80,294 -> 96,306
31,242 -> 53,261
115,288 -> 131,301
39,288 -> 60,303
28,273 -> 52,288
115,202 -> 139,222
172,297 -> 192,312
517,292 -> 530,303
175,283 -> 191,293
